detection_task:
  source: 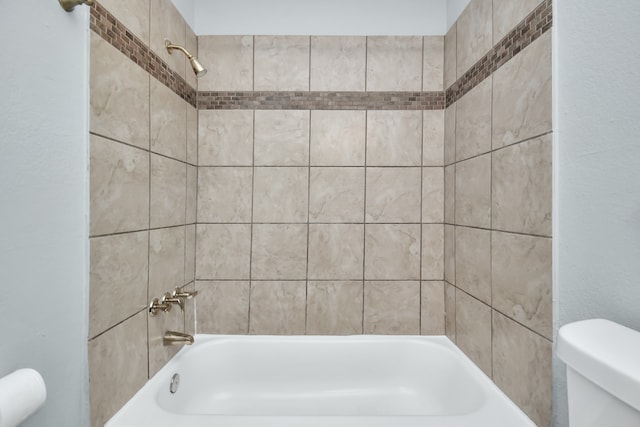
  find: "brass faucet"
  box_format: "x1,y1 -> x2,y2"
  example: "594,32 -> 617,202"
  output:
163,331 -> 194,346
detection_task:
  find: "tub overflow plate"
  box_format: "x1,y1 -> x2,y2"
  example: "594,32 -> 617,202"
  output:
170,373 -> 180,394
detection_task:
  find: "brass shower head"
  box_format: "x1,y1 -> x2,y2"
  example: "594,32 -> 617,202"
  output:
165,39 -> 207,78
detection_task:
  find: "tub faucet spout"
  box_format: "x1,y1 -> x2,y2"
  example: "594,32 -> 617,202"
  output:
163,331 -> 194,346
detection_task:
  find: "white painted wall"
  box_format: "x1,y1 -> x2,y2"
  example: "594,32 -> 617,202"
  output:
0,1 -> 89,426
553,1 -> 640,426
193,0 -> 447,35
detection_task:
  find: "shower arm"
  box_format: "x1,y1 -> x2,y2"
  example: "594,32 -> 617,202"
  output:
165,41 -> 194,59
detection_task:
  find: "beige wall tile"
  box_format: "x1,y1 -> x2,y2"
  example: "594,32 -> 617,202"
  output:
199,110 -> 254,166
186,164 -> 197,224
185,24 -> 198,89
456,77 -> 492,161
150,0 -> 186,80
185,224 -> 195,284
198,167 -> 252,223
90,33 -> 149,150
196,281 -> 250,334
422,224 -> 444,280
493,311 -> 552,427
149,226 -> 185,296
492,231 -> 552,339
186,105 -> 198,165
367,36 -> 423,91
148,290 -> 184,376
422,167 -> 445,223
196,224 -> 251,280
444,103 -> 456,165
366,167 -> 421,223
309,167 -> 365,223
493,0 -> 543,43
367,111 -> 422,166
308,224 -> 364,280
249,281 -> 306,334
444,164 -> 455,224
198,36 -> 253,91
150,77 -> 186,161
310,36 -> 366,91
255,110 -> 310,166
444,282 -> 456,342
456,290 -> 492,376
493,31 -> 552,149
444,225 -> 455,283
150,154 -> 186,229
90,135 -> 149,236
423,36 -> 444,91
365,224 -> 421,280
89,232 -> 148,338
423,110 -> 445,167
444,24 -> 457,89
421,281 -> 445,335
253,167 -> 309,223
251,224 -> 307,280
254,36 -> 310,91
455,226 -> 491,304
99,0 -> 150,44
455,154 -> 491,228
310,111 -> 366,166
364,281 -> 420,334
89,311 -> 147,427
493,135 -> 552,236
307,281 -> 364,335
456,0 -> 493,78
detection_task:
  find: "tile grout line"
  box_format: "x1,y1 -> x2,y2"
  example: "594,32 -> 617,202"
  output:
361,108 -> 368,335
146,56 -> 152,379
88,307 -> 148,342
247,108 -> 256,334
305,108 -> 311,335
419,35 -> 425,335
489,25 -> 495,378
90,131 -> 196,167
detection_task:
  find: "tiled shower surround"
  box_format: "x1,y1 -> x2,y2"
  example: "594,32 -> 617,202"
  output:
88,1 -> 197,426
88,0 -> 552,426
194,34 -> 448,336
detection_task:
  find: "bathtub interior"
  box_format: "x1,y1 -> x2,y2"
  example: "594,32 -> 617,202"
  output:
155,336 -> 485,416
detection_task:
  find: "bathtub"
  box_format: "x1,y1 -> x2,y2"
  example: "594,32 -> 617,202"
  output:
106,335 -> 535,427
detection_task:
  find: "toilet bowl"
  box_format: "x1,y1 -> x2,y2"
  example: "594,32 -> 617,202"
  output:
557,319 -> 640,427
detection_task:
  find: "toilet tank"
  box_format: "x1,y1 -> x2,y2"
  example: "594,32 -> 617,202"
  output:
557,319 -> 640,427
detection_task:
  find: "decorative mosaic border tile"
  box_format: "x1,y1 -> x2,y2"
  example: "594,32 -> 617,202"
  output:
197,91 -> 445,110
90,2 -> 197,107
446,0 -> 552,106
90,0 -> 552,112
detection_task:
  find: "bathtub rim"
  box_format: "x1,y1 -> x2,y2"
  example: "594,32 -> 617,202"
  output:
105,334 -> 536,427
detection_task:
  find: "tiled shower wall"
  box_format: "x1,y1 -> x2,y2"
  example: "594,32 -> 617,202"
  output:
195,36 -> 447,336
84,0 -> 552,425
443,0 -> 553,426
87,1 -> 198,426
195,0 -> 553,425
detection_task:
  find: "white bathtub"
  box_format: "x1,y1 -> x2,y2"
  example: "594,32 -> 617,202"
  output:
106,335 -> 535,427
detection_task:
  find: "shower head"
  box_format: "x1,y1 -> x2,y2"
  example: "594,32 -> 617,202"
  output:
189,56 -> 207,78
165,39 -> 208,78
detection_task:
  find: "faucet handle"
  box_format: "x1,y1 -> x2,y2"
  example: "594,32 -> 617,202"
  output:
162,292 -> 184,312
173,288 -> 198,300
149,297 -> 171,316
